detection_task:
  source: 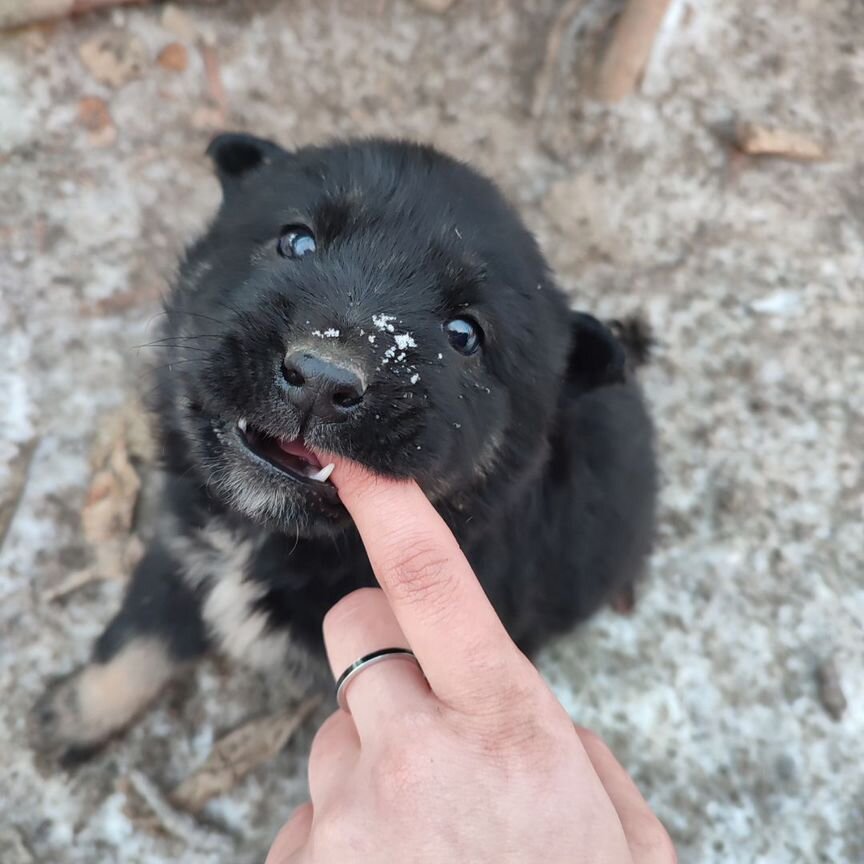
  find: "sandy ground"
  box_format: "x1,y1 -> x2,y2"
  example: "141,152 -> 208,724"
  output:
1,1 -> 863,862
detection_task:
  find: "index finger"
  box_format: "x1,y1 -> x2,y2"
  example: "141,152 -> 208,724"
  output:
329,457 -> 526,709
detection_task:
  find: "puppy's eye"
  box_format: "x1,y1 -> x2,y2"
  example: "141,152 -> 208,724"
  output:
444,318 -> 482,356
277,225 -> 316,258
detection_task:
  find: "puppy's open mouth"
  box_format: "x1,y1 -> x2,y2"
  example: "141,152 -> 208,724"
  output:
236,418 -> 334,485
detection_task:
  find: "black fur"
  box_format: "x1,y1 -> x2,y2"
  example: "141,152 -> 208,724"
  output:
35,137 -> 657,754
151,134 -> 655,651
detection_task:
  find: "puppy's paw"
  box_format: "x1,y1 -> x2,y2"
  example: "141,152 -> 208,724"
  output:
29,672 -> 105,767
29,638 -> 178,768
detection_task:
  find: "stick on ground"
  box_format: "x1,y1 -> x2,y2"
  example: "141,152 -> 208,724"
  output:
0,0 -> 149,30
595,0 -> 672,101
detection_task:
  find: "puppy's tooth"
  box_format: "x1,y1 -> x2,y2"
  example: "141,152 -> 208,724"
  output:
308,463 -> 335,483
237,417 -> 247,432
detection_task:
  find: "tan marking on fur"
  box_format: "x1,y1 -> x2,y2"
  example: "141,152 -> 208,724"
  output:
37,638 -> 176,749
75,639 -> 175,740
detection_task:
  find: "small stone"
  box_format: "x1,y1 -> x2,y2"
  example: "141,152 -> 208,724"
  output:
157,42 -> 189,73
77,97 -> 117,148
77,96 -> 111,132
610,584 -> 636,615
816,656 -> 847,721
161,4 -> 198,42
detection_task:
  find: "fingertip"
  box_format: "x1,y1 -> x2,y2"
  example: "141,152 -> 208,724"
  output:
324,454 -> 376,496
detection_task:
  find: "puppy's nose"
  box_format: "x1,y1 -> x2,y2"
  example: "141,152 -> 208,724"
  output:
281,351 -> 366,421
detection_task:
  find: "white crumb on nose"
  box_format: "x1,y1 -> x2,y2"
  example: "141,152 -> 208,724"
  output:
410,373 -> 420,384
396,352 -> 406,362
394,333 -> 416,350
368,334 -> 376,344
437,353 -> 443,360
372,313 -> 397,333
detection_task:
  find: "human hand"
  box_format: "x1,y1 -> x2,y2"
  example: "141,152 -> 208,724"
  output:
266,460 -> 675,864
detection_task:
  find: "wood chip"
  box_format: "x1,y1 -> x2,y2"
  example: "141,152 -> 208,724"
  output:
595,0 -> 672,101
816,657 -> 847,722
200,42 -> 227,121
45,536 -> 144,602
46,400 -> 152,601
79,31 -> 147,88
1,0 -> 147,30
161,4 -> 198,42
157,42 -> 189,72
734,123 -> 826,162
171,698 -> 320,813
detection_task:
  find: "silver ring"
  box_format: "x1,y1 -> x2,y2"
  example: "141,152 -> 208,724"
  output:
335,648 -> 421,713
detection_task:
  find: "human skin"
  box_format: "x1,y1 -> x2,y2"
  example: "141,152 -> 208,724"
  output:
266,458 -> 676,864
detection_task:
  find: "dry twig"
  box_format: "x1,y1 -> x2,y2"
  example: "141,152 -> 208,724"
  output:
46,400 -> 151,601
1,0 -> 148,30
595,0 -> 671,101
123,771 -> 229,852
172,697 -> 321,813
734,122 -> 826,162
532,0 -> 587,119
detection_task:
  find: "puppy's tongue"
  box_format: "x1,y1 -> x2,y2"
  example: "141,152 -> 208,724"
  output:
278,438 -> 322,469
278,438 -> 336,483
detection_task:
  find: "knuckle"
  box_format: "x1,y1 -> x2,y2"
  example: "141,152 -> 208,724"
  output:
463,658 -> 544,721
313,798 -> 365,852
323,587 -> 383,637
309,711 -> 341,757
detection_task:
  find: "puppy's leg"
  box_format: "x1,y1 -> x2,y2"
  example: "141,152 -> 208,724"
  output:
31,542 -> 208,761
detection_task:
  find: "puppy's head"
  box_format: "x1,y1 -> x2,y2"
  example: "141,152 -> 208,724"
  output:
159,135 -> 624,534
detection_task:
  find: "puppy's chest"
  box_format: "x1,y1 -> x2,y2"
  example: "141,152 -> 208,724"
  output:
168,518 -> 371,672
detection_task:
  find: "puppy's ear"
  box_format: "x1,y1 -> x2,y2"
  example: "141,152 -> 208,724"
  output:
566,311 -> 627,391
206,132 -> 286,192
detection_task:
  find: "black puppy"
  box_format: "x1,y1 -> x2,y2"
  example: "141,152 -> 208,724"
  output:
33,136 -> 656,757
